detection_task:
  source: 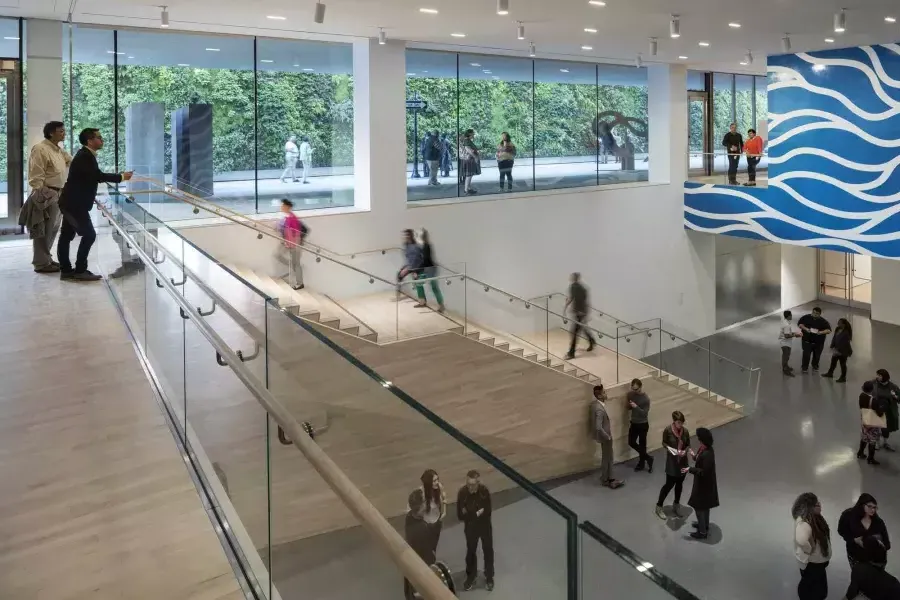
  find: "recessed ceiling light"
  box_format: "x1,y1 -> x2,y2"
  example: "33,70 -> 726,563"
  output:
303,68 -> 314,71
886,16 -> 897,23
177,63 -> 190,67
739,61 -> 748,66
419,8 -> 438,14
497,0 -> 509,15
678,55 -> 688,60
3,36 -> 19,40
698,41 -> 710,47
206,48 -> 220,52
266,15 -> 286,20
422,70 -> 428,73
588,0 -> 606,5
824,37 -> 835,43
483,70 -> 492,73
581,45 -> 593,50
728,22 -> 741,28
407,72 -> 416,76
584,28 -> 598,33
127,56 -> 134,59
106,51 -> 125,55
451,32 -> 466,37
260,59 -> 274,63
560,68 -> 570,73
293,64 -> 300,67
470,62 -> 481,67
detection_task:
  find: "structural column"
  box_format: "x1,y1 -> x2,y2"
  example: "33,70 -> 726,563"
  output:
647,63 -> 688,185
25,19 -> 63,150
871,258 -> 900,327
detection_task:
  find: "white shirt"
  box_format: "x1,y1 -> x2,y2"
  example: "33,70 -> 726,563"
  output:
795,518 -> 830,567
779,319 -> 795,348
284,141 -> 299,158
299,141 -> 312,161
28,139 -> 73,191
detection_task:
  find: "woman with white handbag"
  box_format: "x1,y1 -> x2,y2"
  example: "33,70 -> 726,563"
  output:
859,380 -> 889,465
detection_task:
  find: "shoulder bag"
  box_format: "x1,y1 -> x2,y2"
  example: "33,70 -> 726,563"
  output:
862,394 -> 888,429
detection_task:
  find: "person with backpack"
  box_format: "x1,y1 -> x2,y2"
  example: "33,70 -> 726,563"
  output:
274,199 -> 306,290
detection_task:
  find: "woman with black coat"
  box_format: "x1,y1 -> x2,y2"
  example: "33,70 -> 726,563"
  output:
838,493 -> 891,568
823,318 -> 852,382
655,410 -> 690,520
684,427 -> 718,540
872,369 -> 900,451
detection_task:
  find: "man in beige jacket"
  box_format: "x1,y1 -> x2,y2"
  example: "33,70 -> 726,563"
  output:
26,121 -> 71,273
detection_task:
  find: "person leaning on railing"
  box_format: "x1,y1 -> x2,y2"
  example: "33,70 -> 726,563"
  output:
743,128 -> 765,187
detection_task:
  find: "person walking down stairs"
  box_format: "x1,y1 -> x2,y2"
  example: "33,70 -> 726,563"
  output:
565,272 -> 595,360
419,229 -> 445,312
397,229 -> 425,303
274,199 -> 305,290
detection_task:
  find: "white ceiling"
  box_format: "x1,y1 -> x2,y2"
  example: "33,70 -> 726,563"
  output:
3,0 -> 900,73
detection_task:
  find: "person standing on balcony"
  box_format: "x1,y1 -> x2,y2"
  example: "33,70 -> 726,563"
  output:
743,128 -> 764,187
280,135 -> 299,183
274,199 -> 305,290
592,384 -> 624,489
419,229 -> 445,312
57,128 -> 132,282
24,121 -> 71,274
684,427 -> 718,540
722,122 -> 743,185
798,307 -> 832,373
564,272 -> 595,360
780,310 -> 803,377
793,492 -> 832,600
460,129 -> 481,195
655,410 -> 690,519
457,470 -> 494,592
822,318 -> 852,383
298,135 -> 313,184
626,378 -> 654,473
424,131 -> 442,186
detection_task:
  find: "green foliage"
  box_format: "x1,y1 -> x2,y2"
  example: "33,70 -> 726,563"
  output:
67,63 -> 353,174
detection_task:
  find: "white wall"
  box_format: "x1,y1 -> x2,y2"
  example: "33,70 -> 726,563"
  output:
872,257 -> 900,326
781,245 -> 818,309
25,20 -> 63,150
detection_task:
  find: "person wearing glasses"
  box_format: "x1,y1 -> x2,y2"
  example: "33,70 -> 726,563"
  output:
793,492 -> 831,600
838,494 -> 891,569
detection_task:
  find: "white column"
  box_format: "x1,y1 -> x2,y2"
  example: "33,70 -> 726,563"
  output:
871,258 -> 900,326
25,19 -> 63,149
781,245 -> 818,309
647,63 -> 687,184
352,38 -> 407,217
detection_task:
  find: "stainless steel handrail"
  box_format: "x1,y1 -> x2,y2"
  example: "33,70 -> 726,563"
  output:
95,198 -> 456,600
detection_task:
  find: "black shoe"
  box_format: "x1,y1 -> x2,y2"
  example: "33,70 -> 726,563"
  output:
869,458 -> 881,466
647,456 -> 654,473
690,531 -> 709,540
783,370 -> 795,377
822,372 -> 834,378
634,464 -> 645,472
34,263 -> 61,273
836,377 -> 847,383
812,366 -> 819,372
801,369 -> 808,374
586,344 -> 595,352
486,580 -> 494,592
464,578 -> 475,591
858,452 -> 866,460
565,353 -> 575,360
60,270 -> 76,281
72,270 -> 103,282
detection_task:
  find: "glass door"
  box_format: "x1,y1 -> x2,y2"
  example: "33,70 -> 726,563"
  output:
0,59 -> 23,233
818,249 -> 871,309
687,92 -> 710,177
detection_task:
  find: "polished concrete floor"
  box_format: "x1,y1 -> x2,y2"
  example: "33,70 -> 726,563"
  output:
552,300 -> 900,600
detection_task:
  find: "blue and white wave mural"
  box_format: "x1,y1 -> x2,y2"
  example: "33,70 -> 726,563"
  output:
684,43 -> 900,257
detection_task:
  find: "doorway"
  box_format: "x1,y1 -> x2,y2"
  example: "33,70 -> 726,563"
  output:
0,58 -> 23,233
818,249 -> 872,309
688,91 -> 710,177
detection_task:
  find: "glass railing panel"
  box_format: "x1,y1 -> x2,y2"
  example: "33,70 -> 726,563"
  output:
398,269 -> 466,342
264,301 -> 577,599
709,353 -> 760,414
615,319 -> 662,376
580,522 -> 697,600
465,280 -> 553,362
686,150 -> 768,186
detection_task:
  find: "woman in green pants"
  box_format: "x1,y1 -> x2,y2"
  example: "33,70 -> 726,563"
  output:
418,229 -> 445,313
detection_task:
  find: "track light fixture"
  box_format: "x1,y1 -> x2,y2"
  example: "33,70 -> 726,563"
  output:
670,15 -> 680,38
160,5 -> 169,28
834,8 -> 846,33
649,37 -> 658,56
781,34 -> 791,53
744,50 -> 753,64
378,27 -> 386,45
497,0 -> 509,15
529,42 -> 536,57
636,54 -> 643,68
517,21 -> 525,40
314,1 -> 326,24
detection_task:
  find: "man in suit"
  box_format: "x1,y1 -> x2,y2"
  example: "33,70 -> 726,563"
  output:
57,128 -> 131,281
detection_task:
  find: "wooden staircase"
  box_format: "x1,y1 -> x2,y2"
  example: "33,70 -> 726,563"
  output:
654,372 -> 744,413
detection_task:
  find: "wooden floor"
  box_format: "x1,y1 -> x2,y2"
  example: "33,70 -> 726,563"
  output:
0,242 -> 243,600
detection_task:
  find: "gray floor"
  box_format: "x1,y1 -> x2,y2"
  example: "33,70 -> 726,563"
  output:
554,300 -> 900,600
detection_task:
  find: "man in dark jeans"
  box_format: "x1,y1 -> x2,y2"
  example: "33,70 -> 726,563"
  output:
457,469 -> 494,592
722,122 -> 744,185
404,489 -> 435,599
57,128 -> 131,281
627,378 -> 654,472
564,272 -> 595,360
797,306 -> 832,373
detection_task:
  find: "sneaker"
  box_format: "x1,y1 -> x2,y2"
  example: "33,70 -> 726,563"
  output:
438,304 -> 446,313
109,262 -> 140,279
801,369 -> 808,374
34,263 -> 61,273
647,456 -> 655,473
690,531 -> 709,540
72,270 -> 102,281
292,283 -> 305,290
654,505 -> 666,520
486,580 -> 494,592
464,578 -> 475,591
812,366 -> 819,372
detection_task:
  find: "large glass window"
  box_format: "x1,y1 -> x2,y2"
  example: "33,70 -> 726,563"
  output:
66,25 -> 353,216
755,75 -> 768,129
712,72 -> 734,173
734,74 -> 754,136
0,17 -> 21,224
406,49 -> 649,202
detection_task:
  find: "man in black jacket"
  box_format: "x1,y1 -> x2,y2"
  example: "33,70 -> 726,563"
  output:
57,128 -> 131,281
844,538 -> 900,599
404,489 -> 435,599
457,469 -> 494,591
722,122 -> 744,185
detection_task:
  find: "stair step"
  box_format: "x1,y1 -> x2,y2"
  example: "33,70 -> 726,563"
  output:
538,358 -> 551,366
360,332 -> 379,343
494,342 -> 510,351
467,332 -> 481,340
449,326 -> 465,335
479,337 -> 495,346
732,403 -> 744,412
510,348 -> 524,357
725,399 -> 736,408
553,364 -> 566,372
341,325 -> 360,336
579,373 -> 591,381
319,317 -> 341,328
524,353 -> 538,361
588,376 -> 600,384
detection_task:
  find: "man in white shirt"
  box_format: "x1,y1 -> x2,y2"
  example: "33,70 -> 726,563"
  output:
280,135 -> 299,183
298,135 -> 313,183
780,310 -> 802,376
25,121 -> 72,273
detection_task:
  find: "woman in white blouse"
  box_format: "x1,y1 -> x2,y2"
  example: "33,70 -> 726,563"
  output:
793,492 -> 832,600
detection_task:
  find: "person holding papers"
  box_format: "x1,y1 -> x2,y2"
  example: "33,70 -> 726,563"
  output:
655,411 -> 690,520
798,307 -> 832,373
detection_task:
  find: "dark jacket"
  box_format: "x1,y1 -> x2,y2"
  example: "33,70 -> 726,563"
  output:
830,328 -> 853,357
422,242 -> 436,270
424,135 -> 441,161
872,379 -> 900,433
456,484 -> 492,529
59,147 -> 122,214
662,425 -> 691,477
687,447 -> 719,510
405,513 -> 435,566
838,507 -> 891,564
847,562 -> 900,600
722,131 -> 744,154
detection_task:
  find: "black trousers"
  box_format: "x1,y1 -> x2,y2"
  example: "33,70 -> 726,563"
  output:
657,474 -> 686,506
858,439 -> 876,460
798,561 -> 829,600
826,354 -> 848,379
57,209 -> 96,273
801,341 -> 824,371
782,346 -> 793,373
747,156 -> 760,182
568,312 -> 595,355
695,508 -> 711,535
628,422 -> 650,467
465,523 -> 494,580
727,154 -> 740,182
498,159 -> 514,188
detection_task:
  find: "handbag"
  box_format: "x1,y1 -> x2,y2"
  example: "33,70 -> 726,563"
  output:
861,394 -> 888,429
